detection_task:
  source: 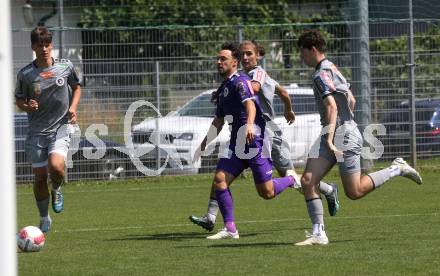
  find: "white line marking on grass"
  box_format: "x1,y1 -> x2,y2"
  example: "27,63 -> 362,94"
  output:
17,184 -> 206,196
54,212 -> 438,233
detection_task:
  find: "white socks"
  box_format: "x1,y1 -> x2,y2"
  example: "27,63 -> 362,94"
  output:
206,198 -> 219,223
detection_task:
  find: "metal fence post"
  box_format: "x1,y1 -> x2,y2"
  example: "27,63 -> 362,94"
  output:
237,25 -> 243,43
356,0 -> 373,171
408,0 -> 417,167
155,61 -> 161,171
58,0 -> 64,59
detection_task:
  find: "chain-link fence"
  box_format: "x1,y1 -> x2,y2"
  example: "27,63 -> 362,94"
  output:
12,2 -> 440,182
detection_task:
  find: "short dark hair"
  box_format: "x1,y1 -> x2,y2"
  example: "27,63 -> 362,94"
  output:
31,26 -> 53,45
221,41 -> 240,61
297,29 -> 326,52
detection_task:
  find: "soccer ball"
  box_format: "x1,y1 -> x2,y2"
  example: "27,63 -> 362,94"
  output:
17,226 -> 45,252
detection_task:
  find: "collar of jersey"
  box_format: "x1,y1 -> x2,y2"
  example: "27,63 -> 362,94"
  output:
225,71 -> 239,82
33,57 -> 55,69
315,58 -> 327,70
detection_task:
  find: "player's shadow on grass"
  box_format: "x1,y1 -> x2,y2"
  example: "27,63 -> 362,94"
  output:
107,232 -> 210,242
207,242 -> 293,248
176,240 -> 292,249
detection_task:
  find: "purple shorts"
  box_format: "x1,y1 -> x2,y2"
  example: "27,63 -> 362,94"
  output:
216,152 -> 273,184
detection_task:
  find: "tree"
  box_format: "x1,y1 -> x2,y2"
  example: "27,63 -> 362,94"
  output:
78,0 -> 341,88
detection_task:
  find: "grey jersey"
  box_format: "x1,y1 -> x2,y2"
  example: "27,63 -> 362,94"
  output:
15,58 -> 80,135
312,59 -> 355,127
247,66 -> 279,121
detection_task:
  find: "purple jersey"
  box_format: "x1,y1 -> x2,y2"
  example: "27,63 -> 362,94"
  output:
214,71 -> 266,150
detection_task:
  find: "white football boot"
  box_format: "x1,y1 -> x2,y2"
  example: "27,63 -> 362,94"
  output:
392,158 -> 422,184
295,231 -> 329,246
206,228 -> 239,240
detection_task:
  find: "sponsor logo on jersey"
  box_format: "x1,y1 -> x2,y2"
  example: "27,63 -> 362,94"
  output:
39,71 -> 54,79
56,77 -> 65,86
238,81 -> 248,98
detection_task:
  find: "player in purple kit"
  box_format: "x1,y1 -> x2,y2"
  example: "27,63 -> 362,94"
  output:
193,42 -> 297,239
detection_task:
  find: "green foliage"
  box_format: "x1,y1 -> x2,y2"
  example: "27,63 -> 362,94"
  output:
77,1 -> 343,98
78,0 -> 341,59
370,24 -> 440,109
79,0 -> 311,27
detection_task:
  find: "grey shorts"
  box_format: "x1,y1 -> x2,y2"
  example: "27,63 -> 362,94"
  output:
25,124 -> 77,168
271,130 -> 293,173
308,125 -> 363,175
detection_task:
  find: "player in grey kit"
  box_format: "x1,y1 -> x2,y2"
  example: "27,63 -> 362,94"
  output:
189,40 -> 340,233
240,40 -> 339,213
295,29 -> 422,246
15,26 -> 81,233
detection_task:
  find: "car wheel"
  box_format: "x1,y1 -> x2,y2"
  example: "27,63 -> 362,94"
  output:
100,153 -> 126,180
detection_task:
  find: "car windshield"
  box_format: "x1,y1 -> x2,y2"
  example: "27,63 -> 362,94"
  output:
177,94 -> 216,117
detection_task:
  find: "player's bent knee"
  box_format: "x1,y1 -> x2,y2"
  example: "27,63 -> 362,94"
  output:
344,189 -> 362,200
213,175 -> 224,185
49,160 -> 65,173
300,174 -> 312,187
257,189 -> 274,200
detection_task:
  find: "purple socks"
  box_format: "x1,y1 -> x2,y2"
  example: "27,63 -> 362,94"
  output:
273,176 -> 294,196
215,188 -> 237,233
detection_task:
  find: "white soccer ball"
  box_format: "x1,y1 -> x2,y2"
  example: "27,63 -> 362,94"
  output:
17,226 -> 45,252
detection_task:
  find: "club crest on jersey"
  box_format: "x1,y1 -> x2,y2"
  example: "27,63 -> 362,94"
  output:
223,87 -> 229,97
56,77 -> 65,86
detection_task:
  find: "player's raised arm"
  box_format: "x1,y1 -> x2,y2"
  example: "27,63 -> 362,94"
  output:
322,94 -> 339,155
69,84 -> 81,124
275,84 -> 295,124
347,89 -> 356,112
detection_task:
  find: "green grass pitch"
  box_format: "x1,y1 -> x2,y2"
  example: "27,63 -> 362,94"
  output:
17,163 -> 440,275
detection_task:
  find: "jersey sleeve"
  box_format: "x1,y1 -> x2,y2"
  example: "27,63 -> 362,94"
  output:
67,61 -> 80,86
250,68 -> 266,86
14,71 -> 26,100
266,73 -> 279,88
313,69 -> 336,99
236,78 -> 255,103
